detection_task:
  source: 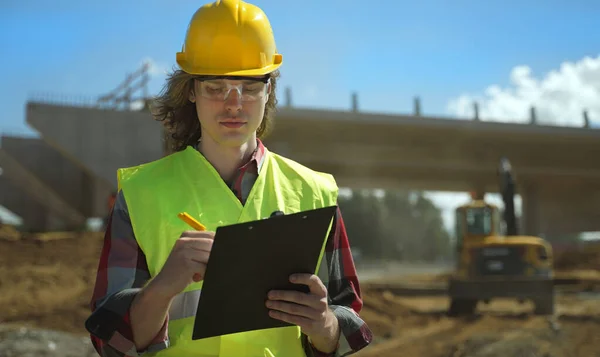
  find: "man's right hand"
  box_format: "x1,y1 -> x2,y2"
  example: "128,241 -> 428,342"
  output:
150,230 -> 215,301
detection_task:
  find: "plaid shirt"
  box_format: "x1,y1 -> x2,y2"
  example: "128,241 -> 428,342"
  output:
86,139 -> 372,357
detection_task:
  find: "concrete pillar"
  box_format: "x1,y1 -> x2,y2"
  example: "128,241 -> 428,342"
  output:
414,97 -> 421,116
535,189 -> 600,237
473,102 -> 480,121
285,87 -> 292,107
351,92 -> 358,112
530,106 -> 537,124
521,183 -> 541,236
584,110 -> 590,128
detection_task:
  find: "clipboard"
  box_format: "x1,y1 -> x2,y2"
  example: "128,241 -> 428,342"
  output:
191,205 -> 338,340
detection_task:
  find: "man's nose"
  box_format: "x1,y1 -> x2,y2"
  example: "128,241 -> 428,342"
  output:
224,88 -> 243,110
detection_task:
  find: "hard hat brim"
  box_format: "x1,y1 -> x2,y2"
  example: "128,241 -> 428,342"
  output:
176,53 -> 282,76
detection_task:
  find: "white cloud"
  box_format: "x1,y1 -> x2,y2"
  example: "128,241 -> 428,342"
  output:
447,55 -> 600,127
141,57 -> 170,77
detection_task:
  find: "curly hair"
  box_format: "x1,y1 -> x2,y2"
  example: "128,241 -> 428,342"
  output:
151,68 -> 280,153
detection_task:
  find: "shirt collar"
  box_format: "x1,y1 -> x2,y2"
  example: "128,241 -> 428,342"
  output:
194,138 -> 266,173
252,138 -> 266,172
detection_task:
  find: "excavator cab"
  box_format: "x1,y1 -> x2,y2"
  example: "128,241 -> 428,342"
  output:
460,203 -> 498,235
454,200 -> 501,271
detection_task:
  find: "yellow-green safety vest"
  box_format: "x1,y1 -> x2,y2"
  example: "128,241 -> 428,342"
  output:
117,145 -> 339,357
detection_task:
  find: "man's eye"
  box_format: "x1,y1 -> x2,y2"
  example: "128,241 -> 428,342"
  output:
206,86 -> 224,93
244,85 -> 261,92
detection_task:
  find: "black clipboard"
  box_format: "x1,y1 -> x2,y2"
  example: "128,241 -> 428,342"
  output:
191,205 -> 338,340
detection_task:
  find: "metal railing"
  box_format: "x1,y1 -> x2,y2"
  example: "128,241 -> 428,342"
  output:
24,89 -> 598,129
26,92 -> 153,112
28,92 -> 100,108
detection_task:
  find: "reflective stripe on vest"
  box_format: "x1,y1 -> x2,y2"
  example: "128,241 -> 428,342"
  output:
169,289 -> 201,321
118,146 -> 338,357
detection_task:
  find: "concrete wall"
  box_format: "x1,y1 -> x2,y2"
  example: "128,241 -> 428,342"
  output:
0,147 -> 86,229
22,101 -> 600,235
26,102 -> 165,189
265,112 -> 600,190
0,136 -> 113,218
26,102 -> 600,192
0,176 -> 67,232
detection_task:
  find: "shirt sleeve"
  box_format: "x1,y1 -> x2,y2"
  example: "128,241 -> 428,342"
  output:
86,190 -> 170,356
306,206 -> 373,357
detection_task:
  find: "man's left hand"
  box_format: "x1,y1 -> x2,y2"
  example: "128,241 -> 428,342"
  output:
266,274 -> 340,353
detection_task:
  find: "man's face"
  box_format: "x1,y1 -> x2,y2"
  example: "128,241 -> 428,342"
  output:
190,76 -> 270,147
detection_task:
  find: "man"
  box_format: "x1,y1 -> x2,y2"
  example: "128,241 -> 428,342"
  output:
86,0 -> 372,356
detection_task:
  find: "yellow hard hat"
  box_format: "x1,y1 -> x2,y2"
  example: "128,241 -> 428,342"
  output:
176,0 -> 283,76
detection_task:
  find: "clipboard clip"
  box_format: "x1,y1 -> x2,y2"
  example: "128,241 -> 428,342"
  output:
269,210 -> 285,218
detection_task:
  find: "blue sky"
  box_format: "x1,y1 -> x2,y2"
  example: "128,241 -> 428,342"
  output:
1,0 -> 599,227
2,0 -> 600,135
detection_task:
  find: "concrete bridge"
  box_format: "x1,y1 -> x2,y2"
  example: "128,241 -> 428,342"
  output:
264,107 -> 600,236
1,101 -> 598,236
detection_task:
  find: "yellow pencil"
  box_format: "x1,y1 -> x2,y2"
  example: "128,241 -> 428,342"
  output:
178,212 -> 207,231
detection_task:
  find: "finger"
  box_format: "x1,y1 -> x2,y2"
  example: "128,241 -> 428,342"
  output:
268,310 -> 313,329
268,290 -> 325,310
266,300 -> 320,320
187,240 -> 214,252
290,274 -> 327,298
185,249 -> 211,265
180,231 -> 216,239
178,237 -> 214,251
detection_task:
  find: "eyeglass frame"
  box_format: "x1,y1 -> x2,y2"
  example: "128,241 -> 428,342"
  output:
192,75 -> 271,102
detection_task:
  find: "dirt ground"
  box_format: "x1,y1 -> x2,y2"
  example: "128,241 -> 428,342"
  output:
0,231 -> 104,335
1,229 -> 600,357
355,290 -> 600,357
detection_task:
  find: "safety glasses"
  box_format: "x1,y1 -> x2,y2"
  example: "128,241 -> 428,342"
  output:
194,75 -> 271,102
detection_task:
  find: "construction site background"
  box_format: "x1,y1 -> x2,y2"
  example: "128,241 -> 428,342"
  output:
1,188 -> 599,357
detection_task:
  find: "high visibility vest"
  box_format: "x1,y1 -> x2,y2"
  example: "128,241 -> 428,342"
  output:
117,145 -> 338,357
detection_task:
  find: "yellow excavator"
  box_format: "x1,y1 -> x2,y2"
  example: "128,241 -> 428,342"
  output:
448,157 -> 555,316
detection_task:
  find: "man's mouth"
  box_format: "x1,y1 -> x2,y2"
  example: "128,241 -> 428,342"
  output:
219,120 -> 246,128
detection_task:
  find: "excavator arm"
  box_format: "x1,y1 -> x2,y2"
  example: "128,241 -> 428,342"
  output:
497,157 -> 519,236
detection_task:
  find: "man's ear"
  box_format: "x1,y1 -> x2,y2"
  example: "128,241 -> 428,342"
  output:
189,81 -> 197,103
263,82 -> 271,103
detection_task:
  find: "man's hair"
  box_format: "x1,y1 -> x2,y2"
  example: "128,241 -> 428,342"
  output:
151,69 -> 280,153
